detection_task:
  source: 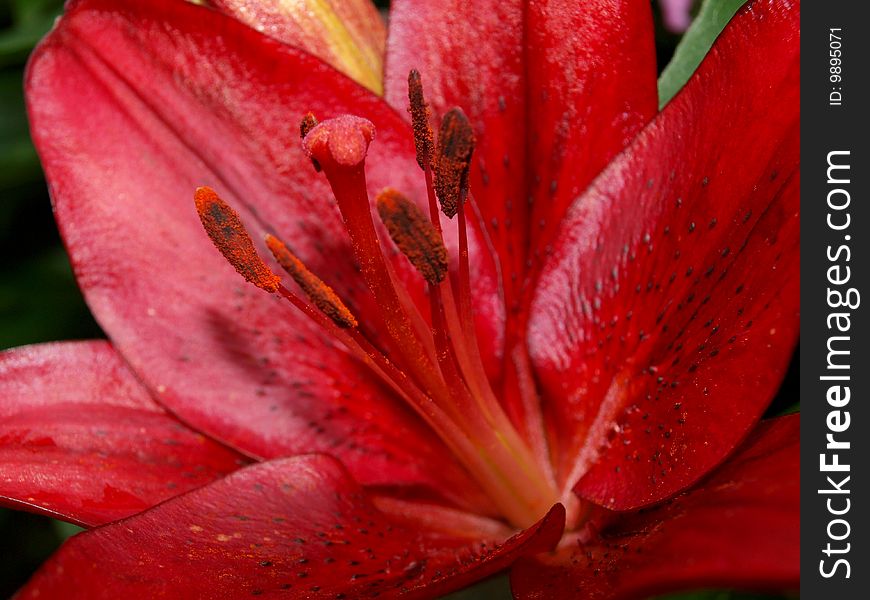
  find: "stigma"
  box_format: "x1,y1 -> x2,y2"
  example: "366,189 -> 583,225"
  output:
192,72 -> 559,530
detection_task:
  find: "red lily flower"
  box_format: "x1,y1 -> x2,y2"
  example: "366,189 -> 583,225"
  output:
2,0 -> 798,597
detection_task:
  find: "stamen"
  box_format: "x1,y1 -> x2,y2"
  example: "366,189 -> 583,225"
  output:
376,188 -> 448,285
194,187 -> 280,292
300,112 -> 322,172
293,113 -> 560,528
265,234 -> 358,329
302,115 -> 446,400
434,108 -> 475,218
407,69 -> 434,170
300,112 -> 319,138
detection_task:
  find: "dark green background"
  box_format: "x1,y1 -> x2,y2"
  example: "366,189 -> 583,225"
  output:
0,0 -> 796,597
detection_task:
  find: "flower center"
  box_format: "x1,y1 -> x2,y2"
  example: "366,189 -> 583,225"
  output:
194,72 -> 563,530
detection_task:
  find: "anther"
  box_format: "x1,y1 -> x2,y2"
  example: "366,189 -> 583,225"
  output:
407,69 -> 434,170
194,187 -> 280,292
376,188 -> 448,285
302,114 -> 375,168
300,112 -> 319,138
434,108 -> 475,218
264,235 -> 358,328
300,113 -> 322,172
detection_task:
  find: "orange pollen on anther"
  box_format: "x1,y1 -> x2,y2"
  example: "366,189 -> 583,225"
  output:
434,108 -> 475,219
376,188 -> 448,285
300,112 -> 319,139
407,69 -> 434,170
264,234 -> 358,329
194,187 -> 280,293
300,112 -> 322,172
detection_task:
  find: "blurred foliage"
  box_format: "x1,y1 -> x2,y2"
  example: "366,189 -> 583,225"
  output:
0,69 -> 40,188
1,0 -> 98,595
0,0 -> 796,598
0,0 -> 61,68
0,0 -> 102,354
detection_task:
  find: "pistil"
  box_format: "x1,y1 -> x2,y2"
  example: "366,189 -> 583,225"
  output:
301,114 -> 557,526
301,116 -> 444,398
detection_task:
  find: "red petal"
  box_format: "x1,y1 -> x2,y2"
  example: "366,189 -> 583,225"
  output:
385,0 -> 657,312
210,0 -> 386,93
26,0 -> 484,504
523,0 -> 659,278
18,455 -> 565,599
0,341 -> 244,527
511,416 -> 799,599
528,0 -> 799,506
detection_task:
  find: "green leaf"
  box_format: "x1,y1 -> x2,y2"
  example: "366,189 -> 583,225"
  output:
657,0 -> 749,108
52,519 -> 84,542
776,402 -> 800,416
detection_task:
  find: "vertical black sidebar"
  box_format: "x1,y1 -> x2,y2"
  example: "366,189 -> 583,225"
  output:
801,1 -> 869,598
